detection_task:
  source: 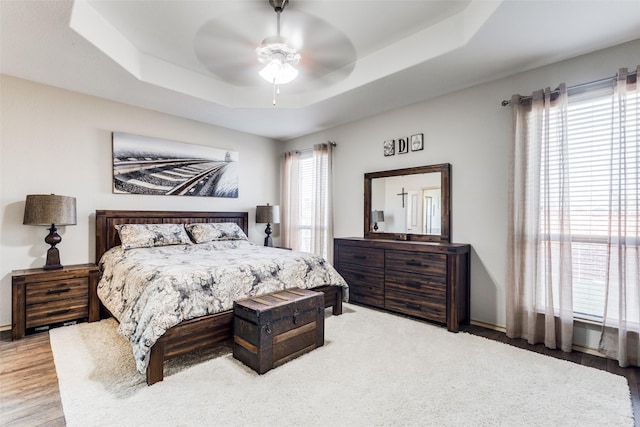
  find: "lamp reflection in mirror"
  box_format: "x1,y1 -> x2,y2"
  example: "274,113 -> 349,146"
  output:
371,210 -> 385,232
256,203 -> 281,247
23,194 -> 77,269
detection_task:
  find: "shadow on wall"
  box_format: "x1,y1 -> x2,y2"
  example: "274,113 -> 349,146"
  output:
469,245 -> 501,327
2,200 -> 74,269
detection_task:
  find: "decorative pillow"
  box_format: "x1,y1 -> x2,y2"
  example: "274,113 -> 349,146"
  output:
185,222 -> 248,243
115,223 -> 192,250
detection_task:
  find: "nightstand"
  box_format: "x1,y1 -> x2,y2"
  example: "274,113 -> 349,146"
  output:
11,263 -> 100,340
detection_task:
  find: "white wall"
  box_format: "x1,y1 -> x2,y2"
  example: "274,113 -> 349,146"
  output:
0,75 -> 281,327
283,39 -> 640,349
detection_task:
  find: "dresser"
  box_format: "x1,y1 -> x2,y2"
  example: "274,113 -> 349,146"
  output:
334,238 -> 470,332
11,263 -> 100,340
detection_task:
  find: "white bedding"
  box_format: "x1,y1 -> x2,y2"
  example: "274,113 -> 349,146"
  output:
97,240 -> 348,373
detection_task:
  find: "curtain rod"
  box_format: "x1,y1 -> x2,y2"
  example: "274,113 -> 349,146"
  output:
294,141 -> 336,155
500,70 -> 637,106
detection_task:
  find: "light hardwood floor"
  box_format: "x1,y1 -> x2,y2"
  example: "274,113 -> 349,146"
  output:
1,325 -> 639,426
0,331 -> 64,426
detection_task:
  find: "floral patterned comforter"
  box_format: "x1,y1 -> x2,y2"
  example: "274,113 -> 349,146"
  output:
97,240 -> 349,373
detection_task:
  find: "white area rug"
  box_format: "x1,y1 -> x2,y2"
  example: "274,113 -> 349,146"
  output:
50,304 -> 633,426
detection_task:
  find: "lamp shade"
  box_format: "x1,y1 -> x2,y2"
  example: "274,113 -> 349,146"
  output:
256,204 -> 280,224
371,210 -> 385,223
23,194 -> 77,226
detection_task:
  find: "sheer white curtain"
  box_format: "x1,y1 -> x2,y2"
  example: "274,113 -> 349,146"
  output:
311,143 -> 334,262
280,151 -> 300,251
280,143 -> 333,261
506,84 -> 575,352
599,67 -> 640,367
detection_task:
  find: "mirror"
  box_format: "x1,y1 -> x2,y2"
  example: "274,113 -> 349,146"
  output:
364,163 -> 450,242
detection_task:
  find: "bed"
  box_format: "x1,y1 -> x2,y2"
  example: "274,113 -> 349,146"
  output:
89,209 -> 347,385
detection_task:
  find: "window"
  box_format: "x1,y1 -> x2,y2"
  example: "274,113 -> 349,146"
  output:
540,83 -> 639,322
281,144 -> 332,260
297,150 -> 313,253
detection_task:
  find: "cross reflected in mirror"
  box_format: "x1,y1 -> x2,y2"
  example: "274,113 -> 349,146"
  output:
397,187 -> 408,207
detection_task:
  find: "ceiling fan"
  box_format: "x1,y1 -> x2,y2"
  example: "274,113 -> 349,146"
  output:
193,0 -> 356,104
255,0 -> 300,104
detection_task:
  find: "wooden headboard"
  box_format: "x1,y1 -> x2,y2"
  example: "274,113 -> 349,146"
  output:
95,210 -> 249,263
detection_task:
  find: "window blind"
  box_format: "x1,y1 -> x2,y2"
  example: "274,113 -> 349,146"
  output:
542,83 -> 639,321
297,151 -> 313,253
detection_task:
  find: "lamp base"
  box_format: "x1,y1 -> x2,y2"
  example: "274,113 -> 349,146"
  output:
43,224 -> 63,270
264,223 -> 273,247
44,247 -> 63,270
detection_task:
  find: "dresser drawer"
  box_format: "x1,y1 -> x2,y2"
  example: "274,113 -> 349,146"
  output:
25,278 -> 89,305
385,288 -> 446,324
385,269 -> 446,295
337,264 -> 384,308
337,245 -> 384,267
26,297 -> 89,329
385,250 -> 446,275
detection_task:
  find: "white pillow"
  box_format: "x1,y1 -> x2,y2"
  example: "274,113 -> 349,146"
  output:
115,223 -> 192,249
185,222 -> 248,243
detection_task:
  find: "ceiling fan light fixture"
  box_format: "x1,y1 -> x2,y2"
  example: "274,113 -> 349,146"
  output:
256,42 -> 300,85
259,59 -> 299,85
257,0 -> 300,105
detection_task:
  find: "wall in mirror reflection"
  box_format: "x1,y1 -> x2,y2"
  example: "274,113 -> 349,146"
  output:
370,172 -> 441,235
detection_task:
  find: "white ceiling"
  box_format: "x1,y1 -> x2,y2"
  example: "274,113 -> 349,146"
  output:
2,0 -> 639,141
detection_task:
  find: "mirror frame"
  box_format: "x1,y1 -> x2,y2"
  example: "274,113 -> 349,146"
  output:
364,163 -> 451,242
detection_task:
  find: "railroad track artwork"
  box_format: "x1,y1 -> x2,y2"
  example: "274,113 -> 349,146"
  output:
112,132 -> 239,198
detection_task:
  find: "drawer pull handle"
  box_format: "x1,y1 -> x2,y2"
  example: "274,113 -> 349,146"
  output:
47,309 -> 71,317
405,281 -> 421,289
47,288 -> 71,295
406,260 -> 422,267
406,303 -> 421,310
353,255 -> 366,260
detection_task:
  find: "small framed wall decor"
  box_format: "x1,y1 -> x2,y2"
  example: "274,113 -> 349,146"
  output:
397,137 -> 409,154
411,133 -> 424,151
383,140 -> 395,156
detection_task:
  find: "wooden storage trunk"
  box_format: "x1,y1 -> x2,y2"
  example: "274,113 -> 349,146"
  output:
233,288 -> 325,374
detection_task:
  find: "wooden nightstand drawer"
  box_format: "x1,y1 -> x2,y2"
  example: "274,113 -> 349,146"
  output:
12,263 -> 99,340
26,297 -> 89,329
385,250 -> 446,275
25,278 -> 89,305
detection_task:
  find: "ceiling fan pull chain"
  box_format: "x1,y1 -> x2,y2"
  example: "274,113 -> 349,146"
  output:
273,79 -> 277,105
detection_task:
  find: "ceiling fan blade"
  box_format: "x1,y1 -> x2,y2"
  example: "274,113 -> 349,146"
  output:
194,18 -> 265,86
193,4 -> 357,88
282,11 -> 356,78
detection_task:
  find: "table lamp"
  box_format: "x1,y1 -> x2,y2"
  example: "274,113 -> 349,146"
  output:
371,210 -> 385,231
256,203 -> 280,247
23,194 -> 77,269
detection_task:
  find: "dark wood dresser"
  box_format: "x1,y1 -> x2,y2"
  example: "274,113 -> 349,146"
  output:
334,237 -> 470,332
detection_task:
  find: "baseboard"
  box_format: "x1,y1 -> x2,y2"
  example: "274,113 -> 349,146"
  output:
470,319 -> 506,333
571,344 -> 607,358
0,324 -> 10,332
468,319 -> 608,359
